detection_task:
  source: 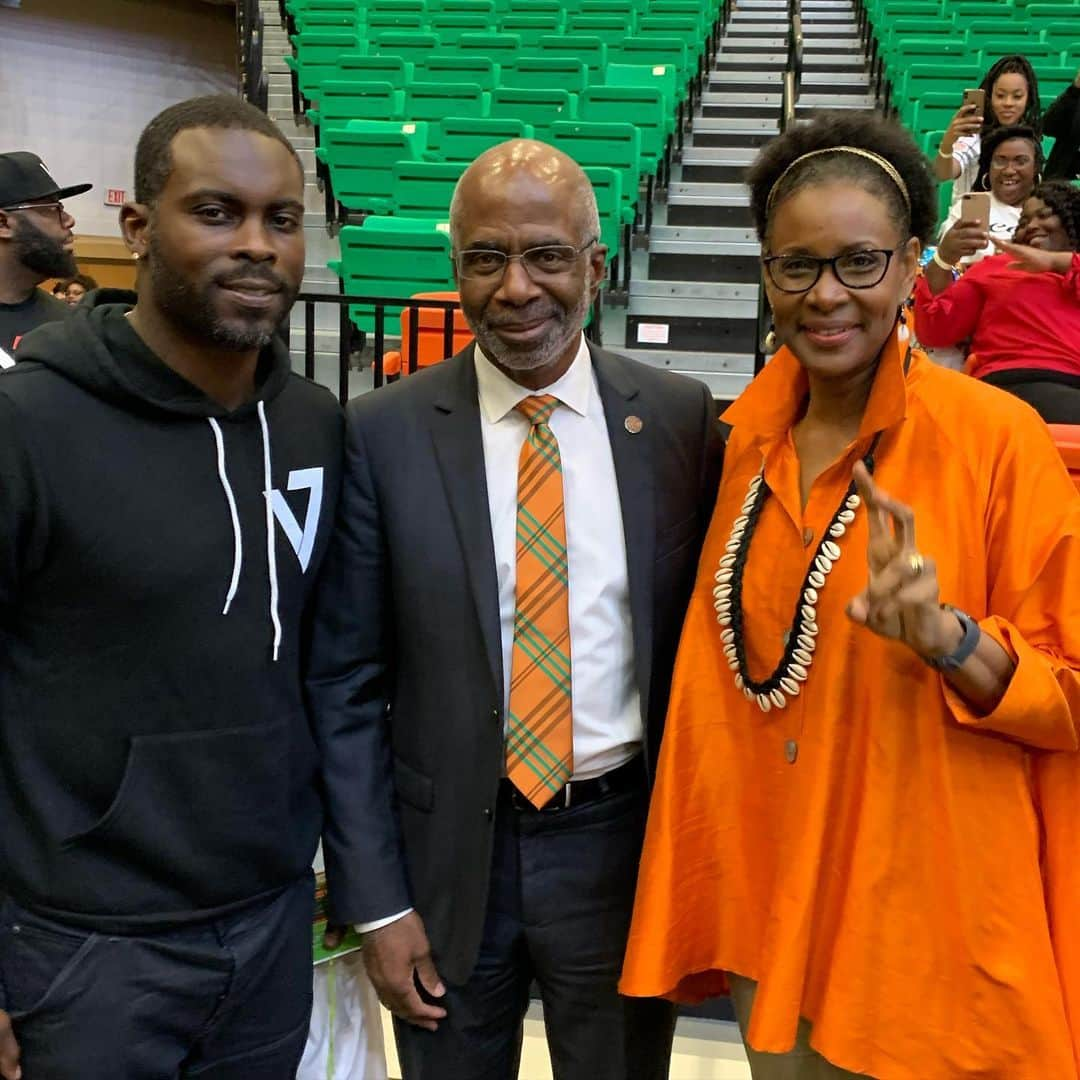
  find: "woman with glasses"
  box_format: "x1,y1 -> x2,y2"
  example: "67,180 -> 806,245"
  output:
619,111 -> 1080,1079
915,179 -> 1080,423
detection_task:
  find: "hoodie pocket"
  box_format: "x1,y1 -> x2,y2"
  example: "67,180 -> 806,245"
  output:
60,724 -> 293,899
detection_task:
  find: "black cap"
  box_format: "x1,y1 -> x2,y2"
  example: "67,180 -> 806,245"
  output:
0,152 -> 92,208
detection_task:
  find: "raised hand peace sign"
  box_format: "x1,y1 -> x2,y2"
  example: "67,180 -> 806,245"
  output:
845,462 -> 960,660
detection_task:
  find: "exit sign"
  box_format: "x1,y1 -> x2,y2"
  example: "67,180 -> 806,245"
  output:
105,188 -> 126,206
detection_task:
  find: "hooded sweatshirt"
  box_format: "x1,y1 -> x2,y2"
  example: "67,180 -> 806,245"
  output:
0,290 -> 343,931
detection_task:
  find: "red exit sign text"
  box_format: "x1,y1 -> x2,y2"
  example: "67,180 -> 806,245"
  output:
105,188 -> 126,206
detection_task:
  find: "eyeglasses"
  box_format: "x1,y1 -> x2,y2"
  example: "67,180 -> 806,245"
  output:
762,247 -> 902,294
453,238 -> 598,281
1,201 -> 68,226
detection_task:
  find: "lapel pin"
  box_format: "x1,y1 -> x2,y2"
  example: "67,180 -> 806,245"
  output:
624,415 -> 643,434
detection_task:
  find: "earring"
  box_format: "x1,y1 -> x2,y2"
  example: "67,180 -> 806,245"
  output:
897,304 -> 910,344
1036,172 -> 1043,186
981,173 -> 992,191
764,326 -> 777,351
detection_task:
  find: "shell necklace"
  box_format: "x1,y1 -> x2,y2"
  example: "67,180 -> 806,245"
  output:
713,435 -> 881,713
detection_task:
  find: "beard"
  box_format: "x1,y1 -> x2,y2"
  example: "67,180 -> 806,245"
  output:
146,232 -> 297,351
470,284 -> 594,373
12,215 -> 77,280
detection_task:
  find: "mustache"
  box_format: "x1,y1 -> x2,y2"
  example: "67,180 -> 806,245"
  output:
215,268 -> 287,292
483,304 -> 562,327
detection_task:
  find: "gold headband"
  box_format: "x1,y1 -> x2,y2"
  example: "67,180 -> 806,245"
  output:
766,145 -> 912,216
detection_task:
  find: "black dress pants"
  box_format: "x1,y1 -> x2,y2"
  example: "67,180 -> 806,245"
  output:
394,778 -> 676,1080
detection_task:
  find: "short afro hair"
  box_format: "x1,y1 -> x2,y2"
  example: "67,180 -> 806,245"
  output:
975,124 -> 1043,192
134,95 -> 302,207
1031,179 -> 1080,251
746,111 -> 938,247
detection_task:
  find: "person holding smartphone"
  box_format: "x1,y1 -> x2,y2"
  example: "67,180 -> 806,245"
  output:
915,179 -> 1080,423
934,55 -> 1041,212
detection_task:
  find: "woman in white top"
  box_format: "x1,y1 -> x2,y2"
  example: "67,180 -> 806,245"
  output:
934,55 -> 1041,212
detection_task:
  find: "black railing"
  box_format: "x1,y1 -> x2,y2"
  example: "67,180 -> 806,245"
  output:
237,0 -> 267,111
291,292 -> 603,405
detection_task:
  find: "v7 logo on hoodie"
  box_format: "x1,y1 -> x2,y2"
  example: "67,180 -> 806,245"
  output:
268,467 -> 324,573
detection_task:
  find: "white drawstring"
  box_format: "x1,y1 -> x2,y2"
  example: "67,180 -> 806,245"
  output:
208,419 -> 243,615
258,401 -> 283,662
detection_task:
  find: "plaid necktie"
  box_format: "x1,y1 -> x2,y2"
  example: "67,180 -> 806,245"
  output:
506,394 -> 573,808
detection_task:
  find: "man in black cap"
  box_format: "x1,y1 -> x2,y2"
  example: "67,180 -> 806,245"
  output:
0,151 -> 92,353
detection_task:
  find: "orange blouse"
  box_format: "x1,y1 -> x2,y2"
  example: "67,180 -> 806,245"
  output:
620,331 -> 1080,1080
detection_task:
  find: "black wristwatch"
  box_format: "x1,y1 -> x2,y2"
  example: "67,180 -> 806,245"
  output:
926,605 -> 981,672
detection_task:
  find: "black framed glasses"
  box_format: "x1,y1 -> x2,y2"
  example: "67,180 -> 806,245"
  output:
454,238 -> 598,281
762,247 -> 902,294
1,201 -> 68,226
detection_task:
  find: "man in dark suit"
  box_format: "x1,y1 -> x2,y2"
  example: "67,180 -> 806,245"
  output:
309,140 -> 722,1080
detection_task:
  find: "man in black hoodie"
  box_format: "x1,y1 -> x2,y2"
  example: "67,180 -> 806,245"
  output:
0,96 -> 342,1079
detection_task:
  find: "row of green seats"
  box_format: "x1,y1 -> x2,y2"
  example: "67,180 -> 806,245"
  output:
316,117 -> 642,230
328,161 -> 626,330
309,75 -> 672,169
287,28 -> 697,108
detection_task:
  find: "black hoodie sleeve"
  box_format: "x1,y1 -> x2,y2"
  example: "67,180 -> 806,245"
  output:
306,405 -> 412,926
1044,84 -> 1080,139
0,392 -> 47,623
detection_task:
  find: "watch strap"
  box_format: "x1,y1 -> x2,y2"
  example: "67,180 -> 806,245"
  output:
927,606 -> 981,671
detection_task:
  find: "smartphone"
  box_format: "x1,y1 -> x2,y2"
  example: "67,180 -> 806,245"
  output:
960,192 -> 990,224
962,88 -> 985,115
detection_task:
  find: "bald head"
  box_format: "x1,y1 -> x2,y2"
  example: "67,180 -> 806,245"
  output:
449,139 -> 601,249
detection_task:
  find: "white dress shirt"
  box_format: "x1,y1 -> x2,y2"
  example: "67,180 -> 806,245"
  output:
475,335 -> 642,781
357,337 -> 642,934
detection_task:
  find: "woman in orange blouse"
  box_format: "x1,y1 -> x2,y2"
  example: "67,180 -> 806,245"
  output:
620,111 -> 1080,1079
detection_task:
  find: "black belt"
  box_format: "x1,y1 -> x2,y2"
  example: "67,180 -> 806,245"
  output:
501,755 -> 645,813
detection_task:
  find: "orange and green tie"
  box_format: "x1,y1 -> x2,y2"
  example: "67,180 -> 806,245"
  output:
506,394 -> 573,808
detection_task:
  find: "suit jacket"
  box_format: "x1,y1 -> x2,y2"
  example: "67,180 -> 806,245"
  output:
308,342 -> 723,985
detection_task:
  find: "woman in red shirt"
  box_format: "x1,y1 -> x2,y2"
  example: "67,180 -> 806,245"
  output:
914,179 -> 1080,422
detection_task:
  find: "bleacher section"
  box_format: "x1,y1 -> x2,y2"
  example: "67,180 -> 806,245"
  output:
257,0 -> 1079,400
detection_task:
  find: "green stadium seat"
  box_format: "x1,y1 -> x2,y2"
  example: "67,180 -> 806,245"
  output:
505,0 -> 564,15
315,119 -> 432,224
330,221 -> 456,336
455,32 -> 523,61
566,12 -> 632,47
429,0 -> 494,11
497,12 -> 565,45
604,61 -> 678,121
391,160 -> 468,218
612,36 -> 690,103
307,80 -> 404,134
436,115 -> 536,161
364,8 -> 427,32
489,86 -> 579,140
945,0 -> 1016,15
975,40 -> 1060,67
907,91 -> 964,139
331,51 -> 413,88
370,29 -> 442,63
1039,22 -> 1080,61
548,119 -> 642,230
403,82 -> 489,141
294,8 -> 360,31
582,165 -> 623,268
500,56 -> 590,95
891,61 -> 985,115
581,84 -> 669,175
284,29 -> 361,107
415,53 -> 500,89
429,11 -> 491,43
525,35 -> 609,83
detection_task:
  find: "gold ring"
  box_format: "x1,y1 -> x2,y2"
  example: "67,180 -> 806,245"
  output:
908,552 -> 925,577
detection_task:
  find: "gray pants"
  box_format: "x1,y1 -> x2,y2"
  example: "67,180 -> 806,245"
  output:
728,973 -> 872,1080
